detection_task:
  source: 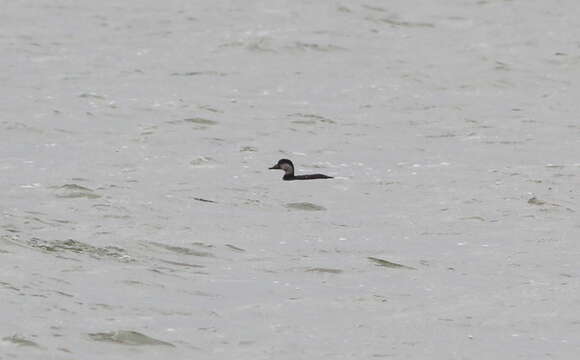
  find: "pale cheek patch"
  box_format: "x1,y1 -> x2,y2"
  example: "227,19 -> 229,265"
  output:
281,164 -> 293,174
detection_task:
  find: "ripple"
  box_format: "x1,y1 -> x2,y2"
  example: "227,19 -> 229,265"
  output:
53,184 -> 101,199
148,241 -> 215,257
88,330 -> 174,347
288,113 -> 335,125
306,267 -> 342,274
170,71 -> 226,77
183,117 -> 218,125
2,335 -> 41,348
367,17 -> 434,28
287,41 -> 347,52
27,238 -> 132,262
368,257 -> 416,270
286,202 -> 326,211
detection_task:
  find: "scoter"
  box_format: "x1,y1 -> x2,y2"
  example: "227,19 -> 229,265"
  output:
269,159 -> 333,181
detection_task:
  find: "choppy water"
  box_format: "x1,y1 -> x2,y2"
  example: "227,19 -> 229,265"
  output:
1,1 -> 579,359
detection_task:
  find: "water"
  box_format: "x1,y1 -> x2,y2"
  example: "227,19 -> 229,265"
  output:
1,0 -> 579,359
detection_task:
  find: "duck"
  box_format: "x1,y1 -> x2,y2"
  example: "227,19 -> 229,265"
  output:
269,159 -> 333,181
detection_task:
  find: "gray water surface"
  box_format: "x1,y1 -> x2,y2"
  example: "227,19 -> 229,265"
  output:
1,1 -> 579,359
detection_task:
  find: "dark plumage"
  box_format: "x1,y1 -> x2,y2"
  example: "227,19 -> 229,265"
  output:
269,159 -> 333,181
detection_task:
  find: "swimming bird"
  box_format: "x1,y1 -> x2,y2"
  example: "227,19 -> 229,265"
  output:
269,159 -> 333,181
